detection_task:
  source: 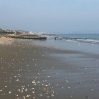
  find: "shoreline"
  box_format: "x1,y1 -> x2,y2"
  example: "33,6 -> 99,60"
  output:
0,38 -> 99,99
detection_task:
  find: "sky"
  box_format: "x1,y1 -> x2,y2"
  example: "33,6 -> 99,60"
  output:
0,0 -> 99,33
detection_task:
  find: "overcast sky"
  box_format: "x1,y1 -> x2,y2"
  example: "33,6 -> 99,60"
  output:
0,0 -> 99,33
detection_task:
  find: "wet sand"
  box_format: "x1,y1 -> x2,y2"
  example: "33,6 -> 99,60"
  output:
0,38 -> 99,99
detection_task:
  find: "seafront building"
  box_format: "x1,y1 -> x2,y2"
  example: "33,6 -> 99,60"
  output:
0,28 -> 21,36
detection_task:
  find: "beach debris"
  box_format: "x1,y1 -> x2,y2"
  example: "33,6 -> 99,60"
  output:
38,73 -> 40,75
32,91 -> 35,93
47,76 -> 50,78
91,89 -> 94,91
39,93 -> 43,96
51,93 -> 54,96
65,80 -> 69,83
45,85 -> 48,87
32,97 -> 36,99
48,83 -> 50,86
14,76 -> 17,78
15,94 -> 18,97
17,89 -> 23,93
52,67 -> 54,69
55,83 -> 59,86
26,95 -> 31,97
24,88 -> 28,92
68,87 -> 70,89
32,80 -> 37,85
79,82 -> 81,84
23,96 -> 26,99
0,90 -> 2,92
37,81 -> 40,83
42,87 -> 47,92
94,79 -> 98,81
32,80 -> 36,84
70,95 -> 73,98
9,91 -> 12,94
47,95 -> 49,98
15,79 -> 20,82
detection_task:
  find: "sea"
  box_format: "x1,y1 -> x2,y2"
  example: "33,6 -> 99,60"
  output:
38,33 -> 99,55
46,33 -> 99,44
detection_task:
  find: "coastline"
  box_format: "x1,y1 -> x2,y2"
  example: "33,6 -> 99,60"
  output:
0,38 -> 99,99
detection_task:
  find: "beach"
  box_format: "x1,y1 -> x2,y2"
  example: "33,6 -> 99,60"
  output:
0,37 -> 99,99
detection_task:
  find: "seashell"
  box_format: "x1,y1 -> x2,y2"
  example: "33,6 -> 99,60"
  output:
23,96 -> 26,99
25,88 -> 28,92
9,91 -> 11,94
37,81 -> 40,83
15,79 -> 20,82
32,91 -> 35,93
91,89 -> 94,91
26,95 -> 31,97
39,94 -> 43,96
51,94 -> 54,96
32,80 -> 36,84
47,96 -> 49,98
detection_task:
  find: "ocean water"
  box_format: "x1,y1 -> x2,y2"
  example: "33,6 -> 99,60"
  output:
57,34 -> 99,39
39,33 -> 99,54
46,33 -> 99,44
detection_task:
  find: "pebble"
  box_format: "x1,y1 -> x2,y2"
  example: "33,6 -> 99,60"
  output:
39,94 -> 43,96
32,80 -> 36,84
91,89 -> 94,91
26,95 -> 31,97
9,91 -> 11,94
51,94 -> 54,96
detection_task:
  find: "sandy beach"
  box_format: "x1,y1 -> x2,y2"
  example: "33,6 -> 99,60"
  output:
0,37 -> 99,99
